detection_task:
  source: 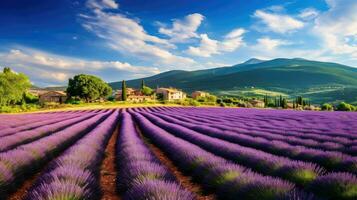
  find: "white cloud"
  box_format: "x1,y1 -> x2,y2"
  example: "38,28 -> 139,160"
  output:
86,0 -> 119,10
220,28 -> 246,52
313,0 -> 357,57
186,28 -> 245,57
186,34 -> 219,57
254,37 -> 291,51
0,48 -> 160,86
253,10 -> 304,33
266,5 -> 285,12
159,13 -> 204,43
299,8 -> 319,20
81,0 -> 195,68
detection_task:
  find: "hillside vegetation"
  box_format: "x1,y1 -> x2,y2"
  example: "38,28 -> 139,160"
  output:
110,58 -> 357,104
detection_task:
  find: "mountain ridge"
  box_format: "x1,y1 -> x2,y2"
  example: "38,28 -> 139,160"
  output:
110,58 -> 357,103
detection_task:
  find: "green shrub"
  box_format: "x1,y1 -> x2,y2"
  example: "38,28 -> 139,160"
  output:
337,102 -> 355,111
321,103 -> 334,111
66,98 -> 82,105
23,92 -> 39,104
141,86 -> 153,95
188,99 -> 200,106
0,104 -> 40,113
107,96 -> 116,102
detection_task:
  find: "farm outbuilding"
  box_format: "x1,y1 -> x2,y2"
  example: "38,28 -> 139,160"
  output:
191,91 -> 209,99
156,87 -> 186,101
39,91 -> 67,104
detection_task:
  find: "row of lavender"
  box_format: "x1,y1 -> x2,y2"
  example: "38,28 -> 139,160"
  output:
131,110 -> 300,200
0,109 -> 94,130
116,112 -> 194,200
24,110 -> 119,199
132,107 -> 357,200
1,107 -> 356,200
147,107 -> 357,157
0,110 -> 106,152
0,109 -> 113,198
147,111 -> 356,173
1,109 -> 196,200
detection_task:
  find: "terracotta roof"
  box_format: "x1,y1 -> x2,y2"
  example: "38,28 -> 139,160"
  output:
40,91 -> 67,97
157,87 -> 182,93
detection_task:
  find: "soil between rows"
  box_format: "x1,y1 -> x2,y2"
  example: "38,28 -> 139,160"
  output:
100,125 -> 121,200
136,124 -> 216,200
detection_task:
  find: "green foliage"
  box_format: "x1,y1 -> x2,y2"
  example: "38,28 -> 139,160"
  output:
141,86 -> 153,96
206,95 -> 217,102
336,102 -> 355,111
179,98 -> 200,106
141,79 -> 145,90
121,80 -> 127,101
66,74 -> 112,102
189,99 -> 200,106
109,58 -> 357,104
321,103 -> 334,111
156,93 -> 164,101
0,67 -> 31,106
65,98 -> 82,105
0,104 -> 40,113
107,96 -> 116,102
296,96 -> 303,106
197,95 -> 217,103
23,92 -> 39,104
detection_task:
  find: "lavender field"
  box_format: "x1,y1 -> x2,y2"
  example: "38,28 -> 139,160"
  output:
0,107 -> 356,200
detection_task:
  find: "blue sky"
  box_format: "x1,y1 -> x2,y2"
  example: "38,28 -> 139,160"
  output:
0,0 -> 356,86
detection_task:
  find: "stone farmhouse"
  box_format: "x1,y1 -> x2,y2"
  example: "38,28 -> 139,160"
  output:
156,87 -> 186,101
39,91 -> 67,104
115,88 -> 155,102
191,91 -> 210,99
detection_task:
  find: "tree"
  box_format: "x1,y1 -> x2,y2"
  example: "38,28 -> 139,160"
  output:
0,67 -> 31,106
121,80 -> 127,101
321,103 -> 333,111
141,86 -> 153,96
296,96 -> 303,106
141,79 -> 145,90
282,98 -> 288,109
66,74 -> 112,102
263,94 -> 268,107
336,102 -> 355,111
279,95 -> 283,107
3,67 -> 11,74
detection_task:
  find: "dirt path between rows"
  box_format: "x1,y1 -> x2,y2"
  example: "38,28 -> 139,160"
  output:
100,126 -> 121,200
7,171 -> 41,200
136,125 -> 216,200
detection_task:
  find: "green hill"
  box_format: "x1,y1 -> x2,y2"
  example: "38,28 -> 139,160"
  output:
110,58 -> 357,104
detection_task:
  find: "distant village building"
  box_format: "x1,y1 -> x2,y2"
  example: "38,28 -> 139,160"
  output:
191,91 -> 209,99
115,88 -> 155,102
39,91 -> 67,104
249,99 -> 265,108
156,87 -> 186,101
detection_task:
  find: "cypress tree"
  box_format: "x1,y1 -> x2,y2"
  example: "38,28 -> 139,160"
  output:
141,79 -> 145,90
121,80 -> 127,101
264,94 -> 268,107
282,98 -> 287,109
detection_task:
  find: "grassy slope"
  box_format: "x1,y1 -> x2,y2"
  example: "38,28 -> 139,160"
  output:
109,58 -> 357,103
